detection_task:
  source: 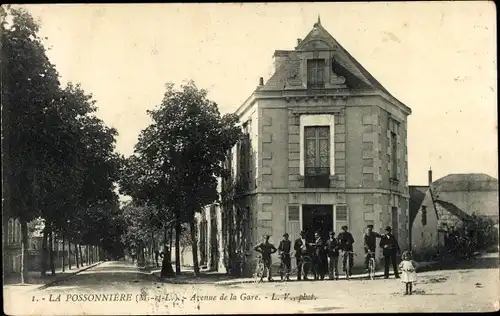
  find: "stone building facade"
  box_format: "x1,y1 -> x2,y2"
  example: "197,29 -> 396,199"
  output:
209,18 -> 412,275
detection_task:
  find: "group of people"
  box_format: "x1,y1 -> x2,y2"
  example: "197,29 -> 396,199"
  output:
253,224 -> 404,283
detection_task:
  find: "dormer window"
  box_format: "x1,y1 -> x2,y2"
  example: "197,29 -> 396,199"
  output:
307,59 -> 325,89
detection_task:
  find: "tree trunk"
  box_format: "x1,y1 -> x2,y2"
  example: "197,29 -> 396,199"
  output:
169,225 -> 173,259
68,240 -> 72,270
49,229 -> 55,276
75,243 -> 80,269
62,234 -> 65,272
41,228 -> 48,276
20,219 -> 28,284
175,215 -> 181,275
190,219 -> 200,276
151,231 -> 155,262
86,245 -> 89,265
79,244 -> 84,267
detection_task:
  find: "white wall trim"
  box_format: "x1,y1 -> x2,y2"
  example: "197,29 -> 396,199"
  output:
299,204 -> 303,233
299,114 -> 335,176
333,204 -> 337,232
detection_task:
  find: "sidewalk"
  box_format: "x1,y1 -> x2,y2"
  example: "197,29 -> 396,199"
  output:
147,260 -> 438,285
3,261 -> 103,293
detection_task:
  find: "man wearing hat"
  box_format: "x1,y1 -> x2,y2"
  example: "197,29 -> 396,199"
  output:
326,231 -> 340,280
337,225 -> 355,276
254,235 -> 278,282
293,231 -> 310,281
379,226 -> 401,279
309,231 -> 326,280
278,233 -> 292,281
363,224 -> 383,273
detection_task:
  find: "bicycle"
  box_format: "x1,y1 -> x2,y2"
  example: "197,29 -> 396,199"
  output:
278,253 -> 291,281
252,255 -> 265,283
366,251 -> 376,280
341,251 -> 357,280
285,252 -> 316,281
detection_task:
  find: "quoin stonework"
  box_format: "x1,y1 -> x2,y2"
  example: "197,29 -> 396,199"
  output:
197,17 -> 412,275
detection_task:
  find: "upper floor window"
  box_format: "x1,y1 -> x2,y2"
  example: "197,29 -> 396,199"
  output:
391,131 -> 397,179
304,126 -> 330,187
307,59 -> 325,89
389,117 -> 400,181
421,206 -> 428,226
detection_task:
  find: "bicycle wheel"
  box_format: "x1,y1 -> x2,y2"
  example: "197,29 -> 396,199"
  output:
279,263 -> 284,281
254,263 -> 264,282
369,258 -> 375,280
345,255 -> 351,280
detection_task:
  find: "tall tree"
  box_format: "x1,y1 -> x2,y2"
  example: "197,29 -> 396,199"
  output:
134,81 -> 241,276
2,7 -> 62,282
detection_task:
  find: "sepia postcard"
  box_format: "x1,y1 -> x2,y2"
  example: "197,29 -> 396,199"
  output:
2,2 -> 498,315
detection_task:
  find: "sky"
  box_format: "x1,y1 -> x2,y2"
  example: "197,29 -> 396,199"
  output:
20,2 -> 497,186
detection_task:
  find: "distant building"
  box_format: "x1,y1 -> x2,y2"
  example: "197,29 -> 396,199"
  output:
197,17 -> 412,275
2,216 -> 23,275
409,170 -> 499,259
409,169 -> 440,260
432,173 -> 499,225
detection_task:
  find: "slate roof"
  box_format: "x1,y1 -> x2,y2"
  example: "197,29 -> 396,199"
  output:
434,199 -> 473,222
432,173 -> 498,192
409,185 -> 429,225
262,20 -> 398,100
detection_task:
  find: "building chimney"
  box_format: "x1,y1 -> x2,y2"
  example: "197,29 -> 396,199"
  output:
428,167 -> 433,186
297,38 -> 302,45
259,77 -> 264,86
273,50 -> 289,72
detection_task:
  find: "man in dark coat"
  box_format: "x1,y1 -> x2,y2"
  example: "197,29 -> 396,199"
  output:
326,231 -> 340,280
310,231 -> 326,280
278,233 -> 292,281
254,235 -> 278,282
293,231 -> 310,281
379,226 -> 400,279
337,225 -> 355,276
364,224 -> 383,272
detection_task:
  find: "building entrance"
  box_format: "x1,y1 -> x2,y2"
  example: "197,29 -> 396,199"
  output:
302,205 -> 334,242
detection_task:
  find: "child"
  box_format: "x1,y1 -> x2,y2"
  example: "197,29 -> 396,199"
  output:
399,251 -> 418,295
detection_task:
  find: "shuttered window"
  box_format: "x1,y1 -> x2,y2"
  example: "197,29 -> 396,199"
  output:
335,205 -> 348,233
336,206 -> 348,221
421,206 -> 427,226
288,206 -> 300,221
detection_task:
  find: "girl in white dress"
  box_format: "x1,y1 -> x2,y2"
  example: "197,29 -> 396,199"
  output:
399,251 -> 418,295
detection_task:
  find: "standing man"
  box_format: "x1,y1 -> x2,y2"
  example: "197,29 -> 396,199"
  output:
294,231 -> 310,281
364,224 -> 383,273
254,235 -> 278,282
380,226 -> 401,279
310,231 -> 326,280
326,231 -> 340,280
278,233 -> 292,281
337,225 -> 355,276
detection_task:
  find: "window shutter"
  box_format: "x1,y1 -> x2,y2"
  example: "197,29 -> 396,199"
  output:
288,206 -> 300,221
335,205 -> 348,233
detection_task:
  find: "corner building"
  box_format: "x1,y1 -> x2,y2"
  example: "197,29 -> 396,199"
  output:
221,18 -> 412,274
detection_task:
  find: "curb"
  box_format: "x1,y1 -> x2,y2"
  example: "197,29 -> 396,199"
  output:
35,261 -> 103,291
149,271 -> 402,286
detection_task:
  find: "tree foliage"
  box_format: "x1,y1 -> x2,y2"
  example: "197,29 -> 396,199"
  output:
126,80 -> 242,275
2,7 -> 125,277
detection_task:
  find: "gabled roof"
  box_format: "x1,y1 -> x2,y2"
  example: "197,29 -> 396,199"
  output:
434,199 -> 473,222
262,18 -> 399,100
409,185 -> 429,224
432,173 -> 498,192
